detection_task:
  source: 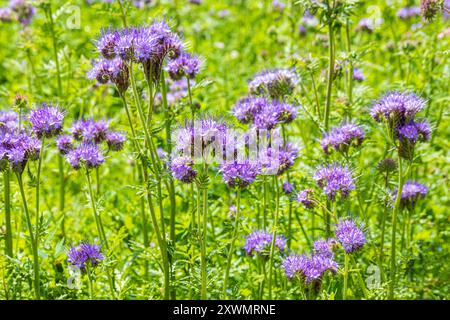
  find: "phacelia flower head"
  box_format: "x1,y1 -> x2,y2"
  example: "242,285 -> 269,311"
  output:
0,8 -> 13,23
56,135 -> 74,155
170,156 -> 197,183
67,143 -> 104,170
313,239 -> 338,258
245,230 -> 286,257
295,188 -> 315,209
356,18 -> 376,33
283,254 -> 338,284
271,100 -> 298,124
0,111 -> 18,131
9,0 -> 35,26
167,52 -> 201,80
70,119 -> 109,144
320,123 -> 365,155
96,29 -> 120,59
88,57 -> 130,94
397,120 -> 431,144
335,219 -> 366,254
220,160 -> 261,189
249,69 -> 297,99
394,180 -> 428,209
232,96 -> 268,124
67,242 -> 104,272
105,131 -> 126,151
314,164 -> 355,201
29,103 -> 64,139
370,91 -> 426,125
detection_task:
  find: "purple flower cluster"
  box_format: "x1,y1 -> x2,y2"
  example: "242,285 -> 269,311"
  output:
0,0 -> 35,26
0,111 -> 40,173
335,219 -> 366,254
421,0 -> 444,21
59,118 -> 125,170
232,97 -> 298,128
282,254 -> 338,283
88,57 -> 130,94
397,6 -> 421,19
29,103 -> 64,139
371,91 -> 425,125
313,239 -> 337,259
248,69 -> 297,99
67,242 -> 104,272
167,52 -> 201,80
320,123 -> 365,155
170,156 -> 197,183
314,164 -> 355,201
244,230 -> 286,256
394,180 -> 428,209
371,91 -> 431,160
295,188 -> 315,209
91,20 -> 183,87
220,160 -> 261,188
259,143 -> 298,175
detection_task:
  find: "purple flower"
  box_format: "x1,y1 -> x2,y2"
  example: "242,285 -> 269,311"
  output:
320,123 -> 365,155
170,156 -> 197,183
167,52 -> 201,80
394,180 -> 428,209
295,188 -> 315,209
249,69 -> 297,99
96,29 -> 120,59
253,110 -> 280,130
244,230 -> 286,256
88,57 -> 130,93
397,6 -> 421,19
220,160 -> 261,188
272,0 -> 285,13
232,97 -> 268,124
259,143 -> 298,175
335,219 -> 366,253
9,0 -> 35,26
29,104 -> 64,139
371,91 -> 426,124
313,239 -> 337,258
397,120 -> 431,144
67,242 -> 104,272
105,131 -> 126,151
0,111 -> 18,131
314,164 -> 355,201
70,119 -> 109,144
1,130 -> 41,173
282,254 -> 338,283
271,100 -> 298,124
282,255 -> 309,279
67,143 -> 104,170
56,135 -> 73,155
282,181 -> 294,194
356,18 -> 375,33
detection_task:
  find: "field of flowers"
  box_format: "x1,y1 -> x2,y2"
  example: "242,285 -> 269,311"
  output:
0,0 -> 449,301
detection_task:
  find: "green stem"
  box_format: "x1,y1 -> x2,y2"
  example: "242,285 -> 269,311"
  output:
3,169 -> 13,257
263,176 -> 268,229
388,155 -> 404,299
200,165 -> 209,299
343,252 -> 349,300
58,155 -> 66,238
324,20 -> 335,131
345,18 -> 353,118
222,188 -> 241,298
267,176 -> 280,299
187,77 -> 195,122
16,173 -> 40,299
117,0 -> 128,27
309,70 -> 321,120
